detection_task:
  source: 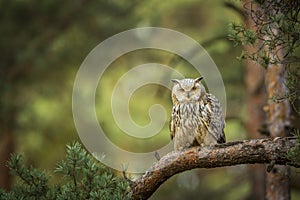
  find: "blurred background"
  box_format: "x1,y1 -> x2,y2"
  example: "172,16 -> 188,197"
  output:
0,0 -> 299,199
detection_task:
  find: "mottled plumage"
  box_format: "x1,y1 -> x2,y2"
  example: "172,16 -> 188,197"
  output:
169,77 -> 225,150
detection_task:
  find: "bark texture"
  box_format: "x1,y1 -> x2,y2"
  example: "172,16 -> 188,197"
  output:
265,64 -> 291,200
243,0 -> 267,198
0,127 -> 15,190
131,137 -> 299,200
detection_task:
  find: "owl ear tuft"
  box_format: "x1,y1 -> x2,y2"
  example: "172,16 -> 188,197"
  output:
195,77 -> 203,83
171,79 -> 180,85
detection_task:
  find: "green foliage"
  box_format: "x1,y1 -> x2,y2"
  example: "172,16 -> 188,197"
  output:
228,0 -> 300,112
228,23 -> 257,47
0,142 -> 131,200
286,65 -> 300,114
287,130 -> 300,167
229,0 -> 300,66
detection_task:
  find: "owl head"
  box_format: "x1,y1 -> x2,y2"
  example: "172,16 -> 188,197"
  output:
171,77 -> 206,103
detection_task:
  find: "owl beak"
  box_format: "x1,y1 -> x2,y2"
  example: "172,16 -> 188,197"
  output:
187,92 -> 190,98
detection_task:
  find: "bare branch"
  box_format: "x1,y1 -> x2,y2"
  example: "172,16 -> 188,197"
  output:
131,137 -> 299,200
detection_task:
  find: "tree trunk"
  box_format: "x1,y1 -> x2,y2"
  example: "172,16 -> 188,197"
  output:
0,85 -> 17,190
261,0 -> 292,198
244,1 -> 267,199
0,127 -> 15,190
265,64 -> 291,200
245,58 -> 267,200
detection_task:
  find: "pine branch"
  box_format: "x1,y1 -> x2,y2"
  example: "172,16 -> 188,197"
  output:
131,137 -> 299,200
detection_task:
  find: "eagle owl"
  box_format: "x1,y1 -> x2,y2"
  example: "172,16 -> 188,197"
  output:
169,77 -> 225,150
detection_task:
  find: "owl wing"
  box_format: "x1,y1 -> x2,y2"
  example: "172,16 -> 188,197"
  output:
169,105 -> 180,140
204,94 -> 226,143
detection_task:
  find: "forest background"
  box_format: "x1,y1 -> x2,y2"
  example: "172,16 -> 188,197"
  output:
0,0 -> 299,199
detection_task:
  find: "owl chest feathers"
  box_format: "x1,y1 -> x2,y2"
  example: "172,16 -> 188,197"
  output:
174,101 -> 206,129
171,100 -> 208,149
170,94 -> 224,150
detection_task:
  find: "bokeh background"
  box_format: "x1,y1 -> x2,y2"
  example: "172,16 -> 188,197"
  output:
0,0 -> 299,199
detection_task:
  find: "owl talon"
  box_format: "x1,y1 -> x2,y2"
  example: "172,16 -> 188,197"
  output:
183,146 -> 190,151
176,146 -> 190,151
179,147 -> 188,151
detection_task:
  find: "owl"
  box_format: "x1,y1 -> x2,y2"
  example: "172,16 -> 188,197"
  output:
169,77 -> 225,150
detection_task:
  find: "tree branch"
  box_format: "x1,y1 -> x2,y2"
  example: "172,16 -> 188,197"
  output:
131,137 -> 299,200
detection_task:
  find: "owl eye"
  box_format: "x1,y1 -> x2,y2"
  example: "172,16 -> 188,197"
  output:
192,86 -> 197,90
179,88 -> 184,92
